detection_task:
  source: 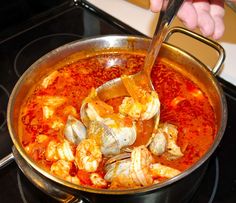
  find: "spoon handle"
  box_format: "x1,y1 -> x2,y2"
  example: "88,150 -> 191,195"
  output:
143,0 -> 185,76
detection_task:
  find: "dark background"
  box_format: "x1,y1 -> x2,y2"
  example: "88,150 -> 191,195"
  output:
0,0 -> 65,35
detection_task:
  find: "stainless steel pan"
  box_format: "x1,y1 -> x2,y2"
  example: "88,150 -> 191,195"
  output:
1,27 -> 227,203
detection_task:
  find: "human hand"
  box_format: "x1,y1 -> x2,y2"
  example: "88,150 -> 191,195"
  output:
150,0 -> 230,40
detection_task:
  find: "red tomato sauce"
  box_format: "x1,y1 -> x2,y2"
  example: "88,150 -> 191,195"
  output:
19,52 -> 216,187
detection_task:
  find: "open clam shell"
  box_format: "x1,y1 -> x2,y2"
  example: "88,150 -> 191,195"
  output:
64,115 -> 87,145
87,120 -> 137,157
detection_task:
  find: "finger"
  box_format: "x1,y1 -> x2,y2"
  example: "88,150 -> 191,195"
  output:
210,5 -> 225,39
177,0 -> 198,30
210,0 -> 225,39
150,0 -> 163,12
193,1 -> 215,37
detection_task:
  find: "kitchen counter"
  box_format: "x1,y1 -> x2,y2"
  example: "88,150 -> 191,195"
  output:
86,0 -> 236,86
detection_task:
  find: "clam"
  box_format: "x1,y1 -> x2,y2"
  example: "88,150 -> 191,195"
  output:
148,123 -> 183,159
64,115 -> 87,145
80,88 -> 114,127
104,158 -> 131,182
80,102 -> 103,127
104,152 -> 132,182
105,152 -> 131,166
104,146 -> 154,187
87,120 -> 136,157
149,131 -> 167,156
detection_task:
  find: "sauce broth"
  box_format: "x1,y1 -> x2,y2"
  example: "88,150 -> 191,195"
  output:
19,52 -> 216,188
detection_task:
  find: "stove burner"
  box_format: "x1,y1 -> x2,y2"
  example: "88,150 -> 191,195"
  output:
208,157 -> 219,203
17,171 -> 27,203
0,111 -> 6,130
14,33 -> 82,77
17,169 -> 57,203
0,85 -> 10,131
190,157 -> 219,203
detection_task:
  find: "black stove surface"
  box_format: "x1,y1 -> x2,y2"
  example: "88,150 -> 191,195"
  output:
0,1 -> 236,202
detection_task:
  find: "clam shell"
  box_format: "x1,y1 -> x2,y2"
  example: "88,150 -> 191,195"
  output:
87,120 -> 137,157
104,159 -> 131,182
64,115 -> 87,145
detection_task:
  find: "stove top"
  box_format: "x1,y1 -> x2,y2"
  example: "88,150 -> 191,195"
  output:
0,1 -> 235,202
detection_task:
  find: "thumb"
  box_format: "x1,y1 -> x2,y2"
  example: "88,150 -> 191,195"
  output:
150,0 -> 163,12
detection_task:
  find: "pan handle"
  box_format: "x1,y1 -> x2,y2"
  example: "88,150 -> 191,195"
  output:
0,152 -> 14,169
164,27 -> 226,75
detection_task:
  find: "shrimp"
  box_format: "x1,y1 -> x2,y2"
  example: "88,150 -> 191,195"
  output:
41,96 -> 66,107
119,75 -> 160,120
150,163 -> 181,179
75,139 -> 102,172
51,117 -> 64,130
50,160 -> 80,185
119,91 -> 160,120
57,140 -> 75,161
42,106 -> 54,119
90,173 -> 108,188
65,176 -> 81,185
63,105 -> 78,118
130,145 -> 153,186
24,134 -> 50,157
45,139 -> 75,162
35,134 -> 49,143
149,123 -> 183,160
161,123 -> 183,160
38,96 -> 66,119
41,70 -> 59,88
